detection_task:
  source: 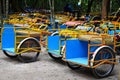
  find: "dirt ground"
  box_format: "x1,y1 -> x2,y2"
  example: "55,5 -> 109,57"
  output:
0,48 -> 119,80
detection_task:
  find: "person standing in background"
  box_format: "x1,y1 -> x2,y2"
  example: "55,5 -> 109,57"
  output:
64,3 -> 74,16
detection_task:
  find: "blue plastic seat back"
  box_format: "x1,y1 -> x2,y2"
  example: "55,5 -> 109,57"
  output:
108,30 -> 120,35
48,36 -> 60,50
48,25 -> 53,32
2,24 -> 15,52
66,39 -> 88,59
60,24 -> 67,29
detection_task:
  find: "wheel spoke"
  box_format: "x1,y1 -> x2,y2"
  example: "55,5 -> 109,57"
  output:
92,47 -> 115,78
18,38 -> 40,63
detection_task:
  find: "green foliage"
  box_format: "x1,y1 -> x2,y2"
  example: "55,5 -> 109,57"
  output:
23,0 -> 119,13
110,0 -> 119,12
3,0 -> 120,14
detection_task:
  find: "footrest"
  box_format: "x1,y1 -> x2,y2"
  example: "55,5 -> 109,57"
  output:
66,57 -> 88,66
48,50 -> 61,56
2,48 -> 15,53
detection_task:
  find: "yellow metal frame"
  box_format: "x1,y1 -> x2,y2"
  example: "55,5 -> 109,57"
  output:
60,29 -> 117,68
3,16 -> 52,54
14,26 -> 51,54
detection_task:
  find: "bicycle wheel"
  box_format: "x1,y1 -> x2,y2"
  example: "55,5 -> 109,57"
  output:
51,31 -> 58,36
17,37 -> 41,63
48,52 -> 62,60
92,47 -> 115,78
67,62 -> 81,70
3,50 -> 18,58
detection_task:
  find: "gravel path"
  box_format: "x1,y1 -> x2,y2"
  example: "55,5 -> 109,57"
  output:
0,48 -> 119,80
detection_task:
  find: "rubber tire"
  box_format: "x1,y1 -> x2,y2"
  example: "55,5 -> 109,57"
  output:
48,52 -> 62,60
51,31 -> 58,36
17,38 -> 40,63
3,50 -> 18,58
67,62 -> 81,70
92,47 -> 115,78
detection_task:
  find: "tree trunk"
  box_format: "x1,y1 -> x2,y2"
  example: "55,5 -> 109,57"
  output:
0,0 -> 2,17
0,0 -> 3,27
6,0 -> 9,18
2,0 -> 6,17
101,0 -> 110,19
87,0 -> 94,14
